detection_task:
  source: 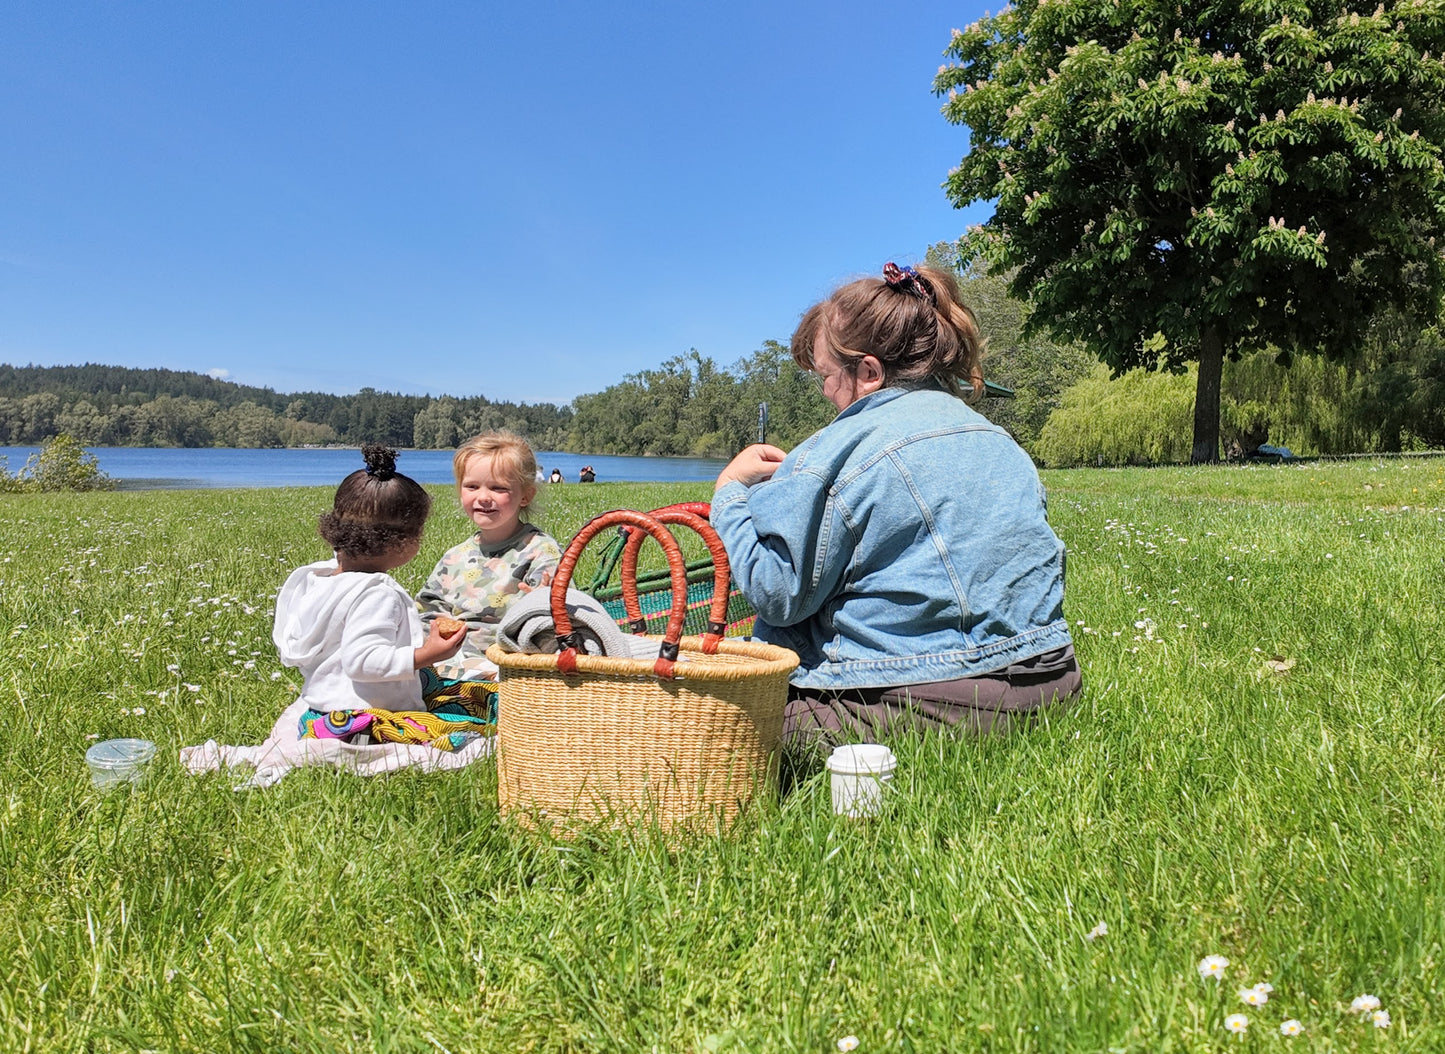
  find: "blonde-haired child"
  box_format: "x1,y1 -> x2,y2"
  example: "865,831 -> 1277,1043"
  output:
416,431 -> 563,680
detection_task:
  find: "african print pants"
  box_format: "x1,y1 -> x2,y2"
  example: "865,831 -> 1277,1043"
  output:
298,669 -> 499,752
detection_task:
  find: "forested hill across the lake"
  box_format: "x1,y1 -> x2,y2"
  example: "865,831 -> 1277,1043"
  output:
0,346 -> 839,459
0,362 -> 573,452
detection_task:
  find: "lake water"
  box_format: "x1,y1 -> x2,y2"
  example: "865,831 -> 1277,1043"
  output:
0,446 -> 728,490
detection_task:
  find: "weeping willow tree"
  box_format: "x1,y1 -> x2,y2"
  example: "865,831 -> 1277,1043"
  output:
1035,363 -> 1195,466
1033,334 -> 1442,466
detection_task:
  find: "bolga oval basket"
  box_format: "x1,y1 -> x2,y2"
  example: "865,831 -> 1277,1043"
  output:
487,507 -> 798,836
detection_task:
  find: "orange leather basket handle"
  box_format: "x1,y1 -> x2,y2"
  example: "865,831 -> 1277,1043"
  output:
552,509 -> 690,679
619,503 -> 730,654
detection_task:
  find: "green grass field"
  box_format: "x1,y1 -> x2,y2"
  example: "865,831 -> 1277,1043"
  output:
2,460 -> 1442,1052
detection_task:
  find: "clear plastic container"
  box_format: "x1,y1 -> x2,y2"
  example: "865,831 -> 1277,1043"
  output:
86,738 -> 156,790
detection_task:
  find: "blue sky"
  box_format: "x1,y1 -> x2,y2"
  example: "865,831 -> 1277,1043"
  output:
2,1 -> 991,406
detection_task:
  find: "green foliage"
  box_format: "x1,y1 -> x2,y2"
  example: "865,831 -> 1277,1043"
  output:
1353,311 -> 1445,450
1221,347 -> 1365,455
1036,362 -> 1197,465
0,365 -> 573,450
937,231 -> 1445,462
3,465 -> 1445,1049
936,0 -> 1445,458
931,243 -> 1103,448
1036,322 -> 1445,464
1037,355 -> 1365,466
1224,323 -> 1445,455
0,354 -> 837,457
567,345 -> 835,458
0,432 -> 117,491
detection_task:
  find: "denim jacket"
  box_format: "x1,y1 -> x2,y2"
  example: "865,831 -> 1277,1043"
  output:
711,385 -> 1072,689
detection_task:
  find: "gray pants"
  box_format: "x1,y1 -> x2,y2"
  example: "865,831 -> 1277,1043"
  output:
783,646 -> 1081,749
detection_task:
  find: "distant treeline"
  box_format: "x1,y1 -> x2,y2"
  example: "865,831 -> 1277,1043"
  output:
14,263 -> 1431,464
0,350 -> 837,458
0,363 -> 561,452
569,344 -> 835,457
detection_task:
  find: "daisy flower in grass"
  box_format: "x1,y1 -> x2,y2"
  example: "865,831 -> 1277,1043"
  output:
1224,1014 -> 1249,1033
837,1036 -> 860,1052
1238,986 -> 1269,1006
1198,955 -> 1229,980
1279,1019 -> 1304,1036
1085,921 -> 1108,941
1372,1010 -> 1391,1029
1350,994 -> 1381,1013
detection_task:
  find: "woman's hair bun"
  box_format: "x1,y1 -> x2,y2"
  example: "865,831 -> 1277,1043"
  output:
362,445 -> 398,480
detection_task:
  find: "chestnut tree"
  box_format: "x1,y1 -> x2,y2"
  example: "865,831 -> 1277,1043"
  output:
935,0 -> 1445,461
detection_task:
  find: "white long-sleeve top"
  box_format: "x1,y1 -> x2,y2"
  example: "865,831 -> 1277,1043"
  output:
271,558 -> 424,713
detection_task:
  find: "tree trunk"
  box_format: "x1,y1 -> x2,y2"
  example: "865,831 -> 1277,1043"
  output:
1192,326 -> 1224,464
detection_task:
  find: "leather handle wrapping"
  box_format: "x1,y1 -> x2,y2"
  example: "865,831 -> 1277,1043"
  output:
551,509 -> 690,678
619,503 -> 730,654
652,501 -> 711,519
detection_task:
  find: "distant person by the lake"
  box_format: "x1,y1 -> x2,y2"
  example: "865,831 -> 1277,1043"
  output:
711,262 -> 1080,749
548,468 -> 564,484
535,465 -> 545,483
578,465 -> 596,483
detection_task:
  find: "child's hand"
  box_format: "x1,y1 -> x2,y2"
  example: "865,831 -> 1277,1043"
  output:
414,618 -> 468,669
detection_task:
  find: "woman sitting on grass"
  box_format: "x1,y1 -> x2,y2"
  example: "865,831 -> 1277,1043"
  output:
711,263 -> 1081,748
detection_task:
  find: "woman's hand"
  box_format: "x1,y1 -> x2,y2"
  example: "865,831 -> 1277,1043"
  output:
715,444 -> 788,490
413,619 -> 468,670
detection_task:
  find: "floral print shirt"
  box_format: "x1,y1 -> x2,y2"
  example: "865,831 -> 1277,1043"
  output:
416,523 -> 562,680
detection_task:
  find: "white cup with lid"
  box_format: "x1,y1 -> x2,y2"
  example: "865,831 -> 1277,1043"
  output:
826,743 -> 897,817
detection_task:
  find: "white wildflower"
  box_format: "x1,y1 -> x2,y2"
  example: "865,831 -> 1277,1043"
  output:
1198,955 -> 1230,980
1238,986 -> 1269,1006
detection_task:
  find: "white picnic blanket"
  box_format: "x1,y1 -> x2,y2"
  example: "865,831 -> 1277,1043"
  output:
180,699 -> 494,790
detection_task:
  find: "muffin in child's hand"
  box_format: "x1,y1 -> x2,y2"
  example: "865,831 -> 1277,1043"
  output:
434,617 -> 467,636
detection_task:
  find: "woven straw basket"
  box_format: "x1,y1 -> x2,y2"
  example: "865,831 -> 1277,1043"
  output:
487,508 -> 798,836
